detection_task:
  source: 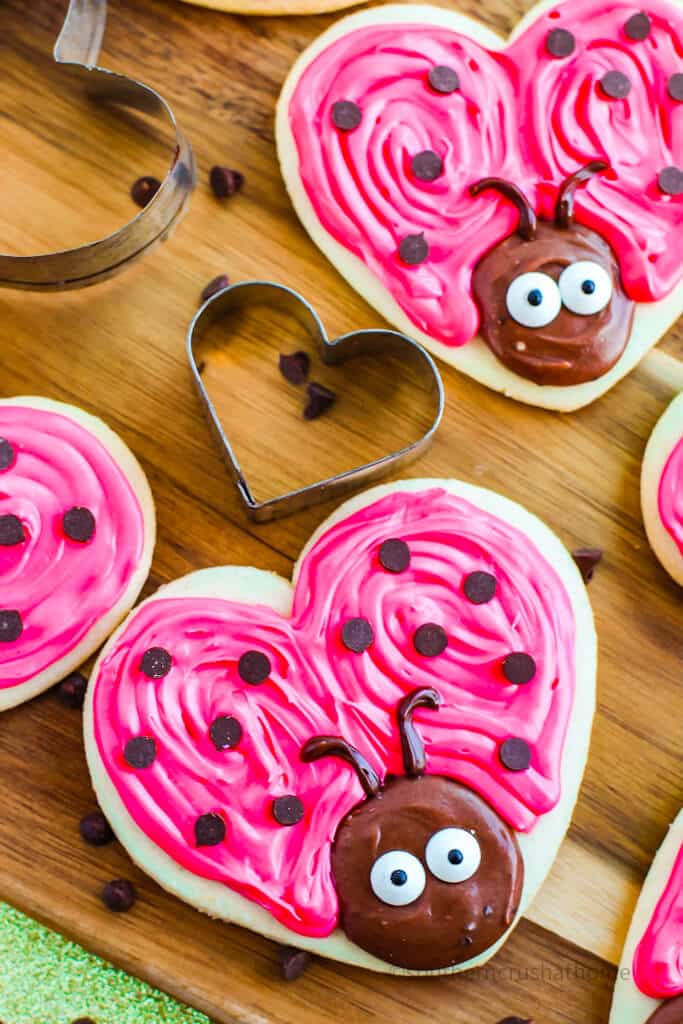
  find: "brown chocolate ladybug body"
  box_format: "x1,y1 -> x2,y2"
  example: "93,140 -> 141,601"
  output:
646,996 -> 683,1024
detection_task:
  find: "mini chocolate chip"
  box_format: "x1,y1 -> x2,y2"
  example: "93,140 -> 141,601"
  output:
658,165 -> 683,195
499,737 -> 532,772
304,382 -> 336,420
130,176 -> 161,208
0,439 -> 14,470
378,538 -> 411,573
463,571 -> 497,604
101,878 -> 136,912
71,1018 -> 97,1024
279,946 -> 312,981
0,610 -> 22,643
411,150 -> 443,181
80,810 -> 114,847
428,65 -> 460,94
279,350 -> 310,386
341,617 -> 374,653
625,11 -> 651,39
0,514 -> 24,546
124,736 -> 157,769
399,233 -> 428,265
195,811 -> 226,846
332,100 -> 362,131
546,28 -> 576,57
238,650 -> 271,684
413,622 -> 448,657
63,506 -> 96,543
140,647 -> 172,679
497,1018 -> 534,1024
210,166 -> 244,199
57,672 -> 88,709
273,795 -> 305,826
209,715 -> 243,750
572,546 -> 603,583
502,652 -> 536,685
600,70 -> 632,99
668,73 -> 683,102
201,274 -> 230,302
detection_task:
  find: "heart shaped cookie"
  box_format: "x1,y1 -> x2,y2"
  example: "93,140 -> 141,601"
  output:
642,392 -> 683,585
84,479 -> 595,974
276,0 -> 683,410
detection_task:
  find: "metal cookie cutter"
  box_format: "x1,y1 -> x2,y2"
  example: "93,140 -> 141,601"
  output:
0,0 -> 195,290
187,281 -> 444,522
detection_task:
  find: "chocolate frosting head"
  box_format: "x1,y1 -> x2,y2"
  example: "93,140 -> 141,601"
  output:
646,996 -> 683,1024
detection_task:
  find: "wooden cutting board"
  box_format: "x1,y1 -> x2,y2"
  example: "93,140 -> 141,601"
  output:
0,1 -> 681,1022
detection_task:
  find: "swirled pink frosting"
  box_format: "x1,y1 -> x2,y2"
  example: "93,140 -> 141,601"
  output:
634,840 -> 683,998
287,0 -> 683,347
92,488 -> 578,937
659,438 -> 683,555
0,404 -> 146,689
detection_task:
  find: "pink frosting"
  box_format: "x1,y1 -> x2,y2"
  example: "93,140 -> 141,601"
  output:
659,437 -> 683,555
92,488 -> 577,937
0,404 -> 146,689
633,840 -> 683,998
288,0 -> 683,348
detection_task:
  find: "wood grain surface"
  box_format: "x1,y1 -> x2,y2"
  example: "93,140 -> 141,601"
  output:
0,1 -> 681,1021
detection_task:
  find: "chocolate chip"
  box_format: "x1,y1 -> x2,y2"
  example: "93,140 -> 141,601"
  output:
0,514 -> 24,546
273,795 -> 305,826
428,65 -> 460,94
124,736 -> 157,769
624,11 -> 651,39
279,946 -> 312,981
209,166 -> 244,199
57,672 -> 88,709
71,1018 -> 97,1024
140,647 -> 172,679
0,439 -> 14,470
499,737 -> 532,772
411,150 -> 443,181
658,165 -> 683,195
496,1018 -> 533,1024
0,610 -> 22,643
600,70 -> 632,98
341,617 -> 373,653
399,233 -> 428,265
502,652 -> 536,685
195,812 -> 226,846
413,622 -> 448,657
62,506 -> 96,543
101,878 -> 136,912
209,715 -> 243,750
572,547 -> 603,583
546,28 -> 576,57
79,810 -> 114,847
279,350 -> 310,386
130,176 -> 161,208
378,538 -> 411,573
463,571 -> 497,604
201,274 -> 230,302
331,100 -> 362,131
238,650 -> 271,684
668,73 -> 683,102
304,382 -> 336,420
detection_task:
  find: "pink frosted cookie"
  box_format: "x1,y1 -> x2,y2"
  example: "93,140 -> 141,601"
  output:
85,480 -> 595,974
642,393 -> 683,585
0,397 -> 155,710
277,0 -> 683,411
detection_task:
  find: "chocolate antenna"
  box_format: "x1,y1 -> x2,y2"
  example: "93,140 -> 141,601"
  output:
555,160 -> 610,229
301,737 -> 381,798
470,179 -> 537,241
397,687 -> 442,777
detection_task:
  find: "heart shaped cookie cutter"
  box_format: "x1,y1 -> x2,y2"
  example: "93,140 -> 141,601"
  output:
1,0 -> 195,290
187,281 -> 444,522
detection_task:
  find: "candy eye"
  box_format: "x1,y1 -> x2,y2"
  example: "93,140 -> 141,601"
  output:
425,827 -> 481,883
558,260 -> 612,315
369,850 -> 426,906
505,272 -> 562,328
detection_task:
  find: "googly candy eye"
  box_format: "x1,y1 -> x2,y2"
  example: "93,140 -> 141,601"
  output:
425,827 -> 481,883
558,260 -> 613,316
369,850 -> 426,906
505,272 -> 562,328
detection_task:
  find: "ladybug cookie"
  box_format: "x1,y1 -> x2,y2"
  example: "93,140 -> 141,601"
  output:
641,392 -> 683,585
277,0 -> 683,411
84,480 -> 596,973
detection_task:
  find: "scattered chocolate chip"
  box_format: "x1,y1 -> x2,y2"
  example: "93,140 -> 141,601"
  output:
101,878 -> 136,912
209,715 -> 243,750
331,100 -> 362,131
399,233 -> 428,265
624,11 -> 651,39
209,166 -> 244,199
411,150 -> 443,181
463,571 -> 497,604
428,65 -> 460,94
71,1018 -> 97,1024
273,795 -> 305,826
413,622 -> 448,657
195,811 -> 226,846
600,70 -> 632,99
0,514 -> 25,546
201,274 -> 230,302
502,652 -> 536,685
238,650 -> 271,684
0,439 -> 14,470
304,382 -> 336,420
0,610 -> 22,643
497,1018 -> 533,1024
124,736 -> 157,769
140,647 -> 172,679
499,737 -> 532,772
130,176 -> 161,208
378,538 -> 411,573
57,672 -> 88,709
668,73 -> 683,102
341,617 -> 374,653
658,165 -> 683,195
279,946 -> 312,981
279,350 -> 310,386
546,27 -> 576,57
80,810 -> 114,847
572,547 -> 603,583
62,506 -> 96,543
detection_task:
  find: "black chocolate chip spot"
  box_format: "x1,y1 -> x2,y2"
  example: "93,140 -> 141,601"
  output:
130,176 -> 160,208
62,506 -> 96,543
413,622 -> 448,657
238,649 -> 271,684
279,946 -> 312,981
140,647 -> 172,679
0,514 -> 25,547
195,811 -> 226,847
625,11 -> 651,39
273,795 -> 305,826
124,736 -> 157,769
502,652 -> 537,685
80,810 -> 114,847
378,538 -> 411,573
0,439 -> 13,471
57,671 -> 88,709
463,571 -> 497,605
546,28 -> 576,58
399,233 -> 428,266
668,73 -> 683,102
499,737 -> 532,772
0,609 -> 22,643
428,65 -> 460,94
658,165 -> 683,195
600,70 -> 632,99
411,150 -> 443,182
332,100 -> 362,131
209,715 -> 243,751
341,617 -> 374,653
101,878 -> 136,912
